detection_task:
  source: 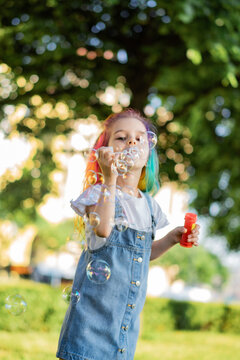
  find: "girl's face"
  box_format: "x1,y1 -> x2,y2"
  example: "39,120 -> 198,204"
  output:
108,117 -> 149,168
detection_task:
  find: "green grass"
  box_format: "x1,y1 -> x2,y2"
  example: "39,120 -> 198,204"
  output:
136,331 -> 240,360
1,330 -> 240,360
0,331 -> 57,360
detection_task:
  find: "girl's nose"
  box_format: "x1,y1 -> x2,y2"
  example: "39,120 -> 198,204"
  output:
128,138 -> 137,146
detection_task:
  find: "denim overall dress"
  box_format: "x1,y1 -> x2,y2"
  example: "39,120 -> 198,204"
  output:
56,192 -> 156,360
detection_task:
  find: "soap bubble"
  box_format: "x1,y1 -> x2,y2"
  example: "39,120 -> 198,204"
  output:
62,285 -> 72,303
120,151 -> 134,167
71,290 -> 81,304
86,170 -> 98,186
116,159 -> 128,175
147,131 -> 158,149
128,146 -> 140,161
94,184 -> 113,207
89,212 -> 101,228
102,184 -> 111,198
115,217 -> 129,232
5,294 -> 27,316
100,184 -> 113,204
62,286 -> 80,304
111,151 -> 130,176
86,259 -> 111,284
89,149 -> 99,163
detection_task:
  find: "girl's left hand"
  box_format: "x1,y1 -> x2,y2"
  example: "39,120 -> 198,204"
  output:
169,224 -> 200,246
186,224 -> 200,246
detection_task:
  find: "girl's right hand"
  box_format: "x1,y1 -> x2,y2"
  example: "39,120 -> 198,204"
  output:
98,146 -> 118,183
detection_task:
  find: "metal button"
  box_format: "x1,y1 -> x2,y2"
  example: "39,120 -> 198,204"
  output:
128,303 -> 136,309
141,235 -> 145,240
136,281 -> 141,287
122,325 -> 129,331
118,348 -> 126,353
138,257 -> 143,263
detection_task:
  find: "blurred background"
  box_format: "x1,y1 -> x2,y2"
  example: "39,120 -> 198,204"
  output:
1,1 -> 240,359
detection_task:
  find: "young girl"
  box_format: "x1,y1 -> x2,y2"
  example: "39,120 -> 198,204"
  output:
56,109 -> 200,360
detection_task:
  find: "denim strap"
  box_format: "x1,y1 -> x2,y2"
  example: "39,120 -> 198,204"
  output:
142,192 -> 157,239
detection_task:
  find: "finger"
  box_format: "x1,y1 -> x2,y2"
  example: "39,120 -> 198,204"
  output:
180,226 -> 187,234
98,146 -> 113,152
98,147 -> 114,162
113,152 -> 121,161
188,235 -> 199,245
187,234 -> 197,241
193,224 -> 200,232
192,226 -> 199,234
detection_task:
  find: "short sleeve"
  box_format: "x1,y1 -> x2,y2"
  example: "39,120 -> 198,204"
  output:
70,184 -> 102,217
151,197 -> 169,230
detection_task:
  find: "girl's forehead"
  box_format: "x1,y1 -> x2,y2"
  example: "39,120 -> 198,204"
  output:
110,117 -> 147,133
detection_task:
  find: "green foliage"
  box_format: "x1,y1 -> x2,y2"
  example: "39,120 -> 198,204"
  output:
151,244 -> 229,288
142,297 -> 240,339
34,215 -> 74,251
1,279 -> 240,338
0,0 -> 240,249
0,279 -> 66,332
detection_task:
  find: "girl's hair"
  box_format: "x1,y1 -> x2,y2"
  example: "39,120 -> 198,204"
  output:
84,108 -> 160,195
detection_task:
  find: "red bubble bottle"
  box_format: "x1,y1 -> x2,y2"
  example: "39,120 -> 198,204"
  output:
180,213 -> 197,248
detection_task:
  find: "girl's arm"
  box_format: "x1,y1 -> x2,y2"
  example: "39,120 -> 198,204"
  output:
87,147 -> 117,238
150,225 -> 200,261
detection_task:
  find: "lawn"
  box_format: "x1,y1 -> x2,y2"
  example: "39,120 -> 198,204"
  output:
0,330 -> 240,360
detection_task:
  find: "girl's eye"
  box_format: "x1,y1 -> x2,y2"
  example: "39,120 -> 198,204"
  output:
116,137 -> 126,141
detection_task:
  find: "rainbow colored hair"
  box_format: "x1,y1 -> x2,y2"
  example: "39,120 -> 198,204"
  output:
84,108 -> 160,196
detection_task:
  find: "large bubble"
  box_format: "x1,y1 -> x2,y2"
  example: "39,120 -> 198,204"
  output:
62,285 -> 80,304
86,259 -> 111,284
5,294 -> 27,316
147,131 -> 158,149
115,217 -> 129,232
89,212 -> 101,228
86,170 -> 98,186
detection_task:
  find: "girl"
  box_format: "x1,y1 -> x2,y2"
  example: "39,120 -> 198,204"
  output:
56,109 -> 200,360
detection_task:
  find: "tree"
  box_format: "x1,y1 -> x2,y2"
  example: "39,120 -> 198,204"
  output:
0,0 -> 240,249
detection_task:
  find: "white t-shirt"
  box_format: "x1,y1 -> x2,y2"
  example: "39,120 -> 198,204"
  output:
70,185 -> 169,250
